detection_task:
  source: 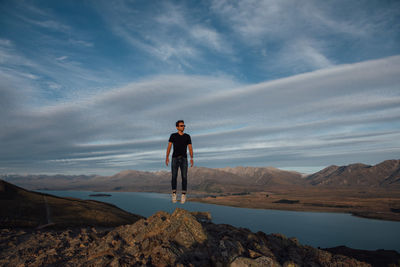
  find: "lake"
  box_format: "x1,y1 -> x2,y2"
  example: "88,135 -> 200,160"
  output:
39,190 -> 400,252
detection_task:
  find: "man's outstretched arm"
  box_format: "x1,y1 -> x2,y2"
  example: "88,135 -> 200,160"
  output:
188,144 -> 194,167
166,142 -> 172,166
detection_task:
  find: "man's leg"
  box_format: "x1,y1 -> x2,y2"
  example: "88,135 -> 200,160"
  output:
181,158 -> 188,193
180,158 -> 188,203
171,158 -> 178,203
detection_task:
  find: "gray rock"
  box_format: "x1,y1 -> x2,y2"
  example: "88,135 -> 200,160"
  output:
231,256 -> 279,267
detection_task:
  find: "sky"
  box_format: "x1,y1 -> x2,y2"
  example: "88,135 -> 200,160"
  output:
0,0 -> 399,175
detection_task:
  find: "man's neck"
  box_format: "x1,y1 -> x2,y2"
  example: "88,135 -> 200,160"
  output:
177,131 -> 184,135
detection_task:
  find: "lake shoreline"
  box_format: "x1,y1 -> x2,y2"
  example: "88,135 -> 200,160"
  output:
37,187 -> 400,222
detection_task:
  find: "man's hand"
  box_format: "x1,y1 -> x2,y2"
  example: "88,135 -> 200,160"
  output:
165,158 -> 169,166
188,144 -> 194,167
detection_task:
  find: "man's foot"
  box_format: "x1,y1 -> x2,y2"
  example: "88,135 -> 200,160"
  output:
172,192 -> 177,203
181,194 -> 186,204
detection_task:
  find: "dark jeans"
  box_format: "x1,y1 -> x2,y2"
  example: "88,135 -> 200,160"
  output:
171,157 -> 188,192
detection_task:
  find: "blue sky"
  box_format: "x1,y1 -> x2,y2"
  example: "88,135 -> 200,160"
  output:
1,0 -> 399,175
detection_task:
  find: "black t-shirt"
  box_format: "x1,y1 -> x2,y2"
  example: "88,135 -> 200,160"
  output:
169,133 -> 192,158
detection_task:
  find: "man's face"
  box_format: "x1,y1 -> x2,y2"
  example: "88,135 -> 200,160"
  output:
176,123 -> 185,132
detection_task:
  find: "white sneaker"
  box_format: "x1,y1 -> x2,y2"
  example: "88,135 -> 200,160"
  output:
172,193 -> 177,203
181,194 -> 186,204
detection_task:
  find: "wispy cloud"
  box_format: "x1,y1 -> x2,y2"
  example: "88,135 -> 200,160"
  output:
56,56 -> 68,61
0,40 -> 104,102
0,39 -> 13,47
12,0 -> 71,34
96,0 -> 230,69
211,0 -> 399,41
20,17 -> 71,32
210,0 -> 400,74
67,39 -> 94,47
277,39 -> 334,73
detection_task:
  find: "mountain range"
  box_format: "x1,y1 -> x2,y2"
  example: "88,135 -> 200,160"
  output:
2,159 -> 400,193
306,159 -> 400,187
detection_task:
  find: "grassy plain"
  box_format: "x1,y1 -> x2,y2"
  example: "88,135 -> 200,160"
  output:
190,186 -> 400,221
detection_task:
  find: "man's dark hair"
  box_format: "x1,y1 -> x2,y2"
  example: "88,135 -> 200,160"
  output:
176,120 -> 184,127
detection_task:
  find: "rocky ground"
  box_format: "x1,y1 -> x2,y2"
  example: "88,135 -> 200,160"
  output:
0,208 -> 386,267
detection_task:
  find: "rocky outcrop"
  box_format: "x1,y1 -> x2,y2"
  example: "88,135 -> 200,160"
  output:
0,208 -> 373,266
324,246 -> 400,267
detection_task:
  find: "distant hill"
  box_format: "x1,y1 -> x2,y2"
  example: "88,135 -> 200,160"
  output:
0,174 -> 99,191
2,159 -> 400,193
306,160 -> 400,187
80,170 -> 171,192
0,180 -> 144,228
218,166 -> 305,186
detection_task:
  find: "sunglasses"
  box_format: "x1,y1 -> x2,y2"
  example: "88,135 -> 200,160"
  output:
178,125 -> 186,127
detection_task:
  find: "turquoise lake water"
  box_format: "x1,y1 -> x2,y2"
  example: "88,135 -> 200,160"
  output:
39,190 -> 400,252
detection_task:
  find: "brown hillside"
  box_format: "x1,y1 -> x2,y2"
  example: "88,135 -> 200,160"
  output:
0,180 -> 143,228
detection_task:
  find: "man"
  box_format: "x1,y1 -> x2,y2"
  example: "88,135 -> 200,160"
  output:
165,120 -> 194,204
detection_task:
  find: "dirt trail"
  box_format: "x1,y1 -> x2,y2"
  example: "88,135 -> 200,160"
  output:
37,196 -> 54,229
43,196 -> 52,224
